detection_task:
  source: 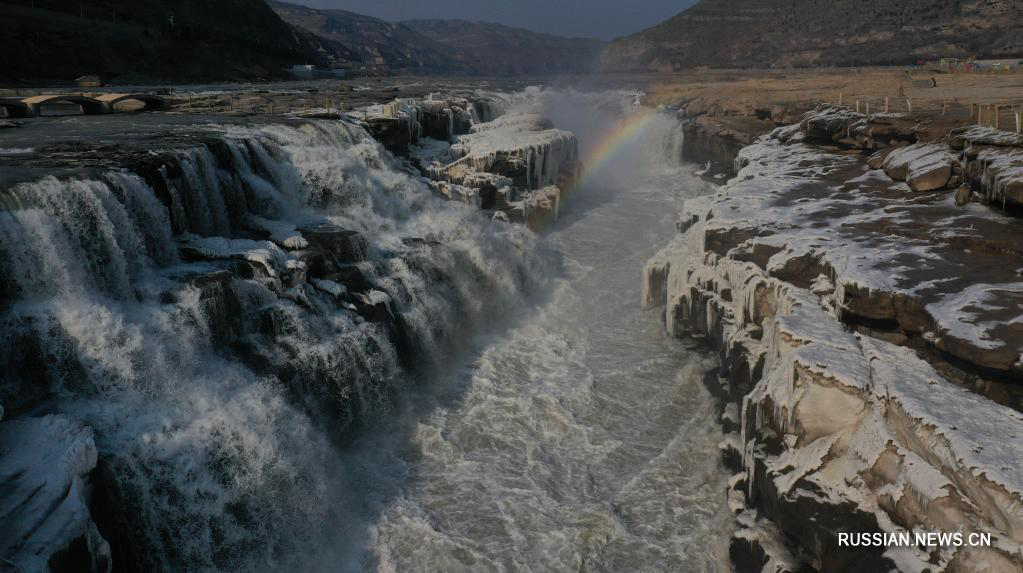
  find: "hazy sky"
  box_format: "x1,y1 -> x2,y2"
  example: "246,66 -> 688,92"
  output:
299,0 -> 697,40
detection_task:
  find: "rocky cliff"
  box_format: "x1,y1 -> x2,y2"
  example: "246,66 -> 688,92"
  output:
645,107 -> 1023,571
602,0 -> 1023,71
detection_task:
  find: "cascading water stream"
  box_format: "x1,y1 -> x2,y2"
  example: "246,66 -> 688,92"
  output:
0,88 -> 731,572
0,115 -> 549,571
347,91 -> 734,571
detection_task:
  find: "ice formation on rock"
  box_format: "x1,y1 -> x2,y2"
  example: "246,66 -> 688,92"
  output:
351,93 -> 504,154
0,414 -> 111,573
950,126 -> 1023,207
645,114 -> 1023,571
448,113 -> 578,191
356,91 -> 581,229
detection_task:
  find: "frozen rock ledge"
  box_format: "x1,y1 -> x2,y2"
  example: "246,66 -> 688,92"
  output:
410,109 -> 580,229
0,414 -> 111,573
644,120 -> 1023,572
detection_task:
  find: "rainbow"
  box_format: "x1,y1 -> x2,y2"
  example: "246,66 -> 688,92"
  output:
576,106 -> 662,188
533,106 -> 663,230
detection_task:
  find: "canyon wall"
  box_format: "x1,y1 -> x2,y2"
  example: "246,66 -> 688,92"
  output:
645,107 -> 1023,571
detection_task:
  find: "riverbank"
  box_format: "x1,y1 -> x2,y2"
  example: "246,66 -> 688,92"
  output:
639,67 -> 1023,179
646,78 -> 1023,570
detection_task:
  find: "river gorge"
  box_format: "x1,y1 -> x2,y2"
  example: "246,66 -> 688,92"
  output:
3,81 -> 1023,573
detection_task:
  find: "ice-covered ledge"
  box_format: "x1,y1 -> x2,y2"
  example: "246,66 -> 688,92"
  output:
411,110 -> 580,229
644,129 -> 1023,571
0,413 -> 111,573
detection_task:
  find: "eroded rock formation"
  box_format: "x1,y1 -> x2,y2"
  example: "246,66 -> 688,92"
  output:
646,109 -> 1023,571
380,98 -> 582,230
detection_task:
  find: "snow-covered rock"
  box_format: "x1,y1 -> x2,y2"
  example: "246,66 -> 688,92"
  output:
799,104 -> 865,145
0,415 -> 111,573
353,95 -> 483,153
179,235 -> 290,278
448,112 -> 579,191
881,142 -> 958,192
506,185 -> 562,231
950,126 -> 1023,208
407,106 -> 580,228
798,105 -> 923,151
645,127 -> 1023,571
246,216 -> 308,250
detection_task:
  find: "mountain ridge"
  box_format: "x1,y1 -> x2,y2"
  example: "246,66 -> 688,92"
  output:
269,0 -> 472,73
0,0 -> 604,83
601,0 -> 1023,71
403,19 -> 604,76
0,0 -> 314,82
271,1 -> 603,76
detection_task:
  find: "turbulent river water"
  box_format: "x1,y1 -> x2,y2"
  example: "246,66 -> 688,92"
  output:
344,92 -> 734,572
0,88 -> 731,572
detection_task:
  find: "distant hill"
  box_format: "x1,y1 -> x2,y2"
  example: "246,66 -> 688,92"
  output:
404,20 -> 604,76
601,0 -> 1023,71
271,1 -> 603,76
0,0 -> 315,82
269,1 -> 471,73
0,0 -> 604,82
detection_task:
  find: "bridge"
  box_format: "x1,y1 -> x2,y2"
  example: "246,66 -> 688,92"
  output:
0,93 -> 169,118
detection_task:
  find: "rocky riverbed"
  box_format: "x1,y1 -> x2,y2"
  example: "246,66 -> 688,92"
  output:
646,103 -> 1023,571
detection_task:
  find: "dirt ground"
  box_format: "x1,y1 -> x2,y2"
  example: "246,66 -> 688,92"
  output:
636,67 -> 1023,130
6,68 -> 1023,130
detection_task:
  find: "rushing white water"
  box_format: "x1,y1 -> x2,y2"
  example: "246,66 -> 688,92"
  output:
0,88 -> 731,572
348,91 -> 734,572
0,115 -> 548,571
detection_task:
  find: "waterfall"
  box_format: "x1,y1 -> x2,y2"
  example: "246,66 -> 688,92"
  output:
499,87 -> 686,171
656,119 -> 686,167
0,118 -> 551,571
